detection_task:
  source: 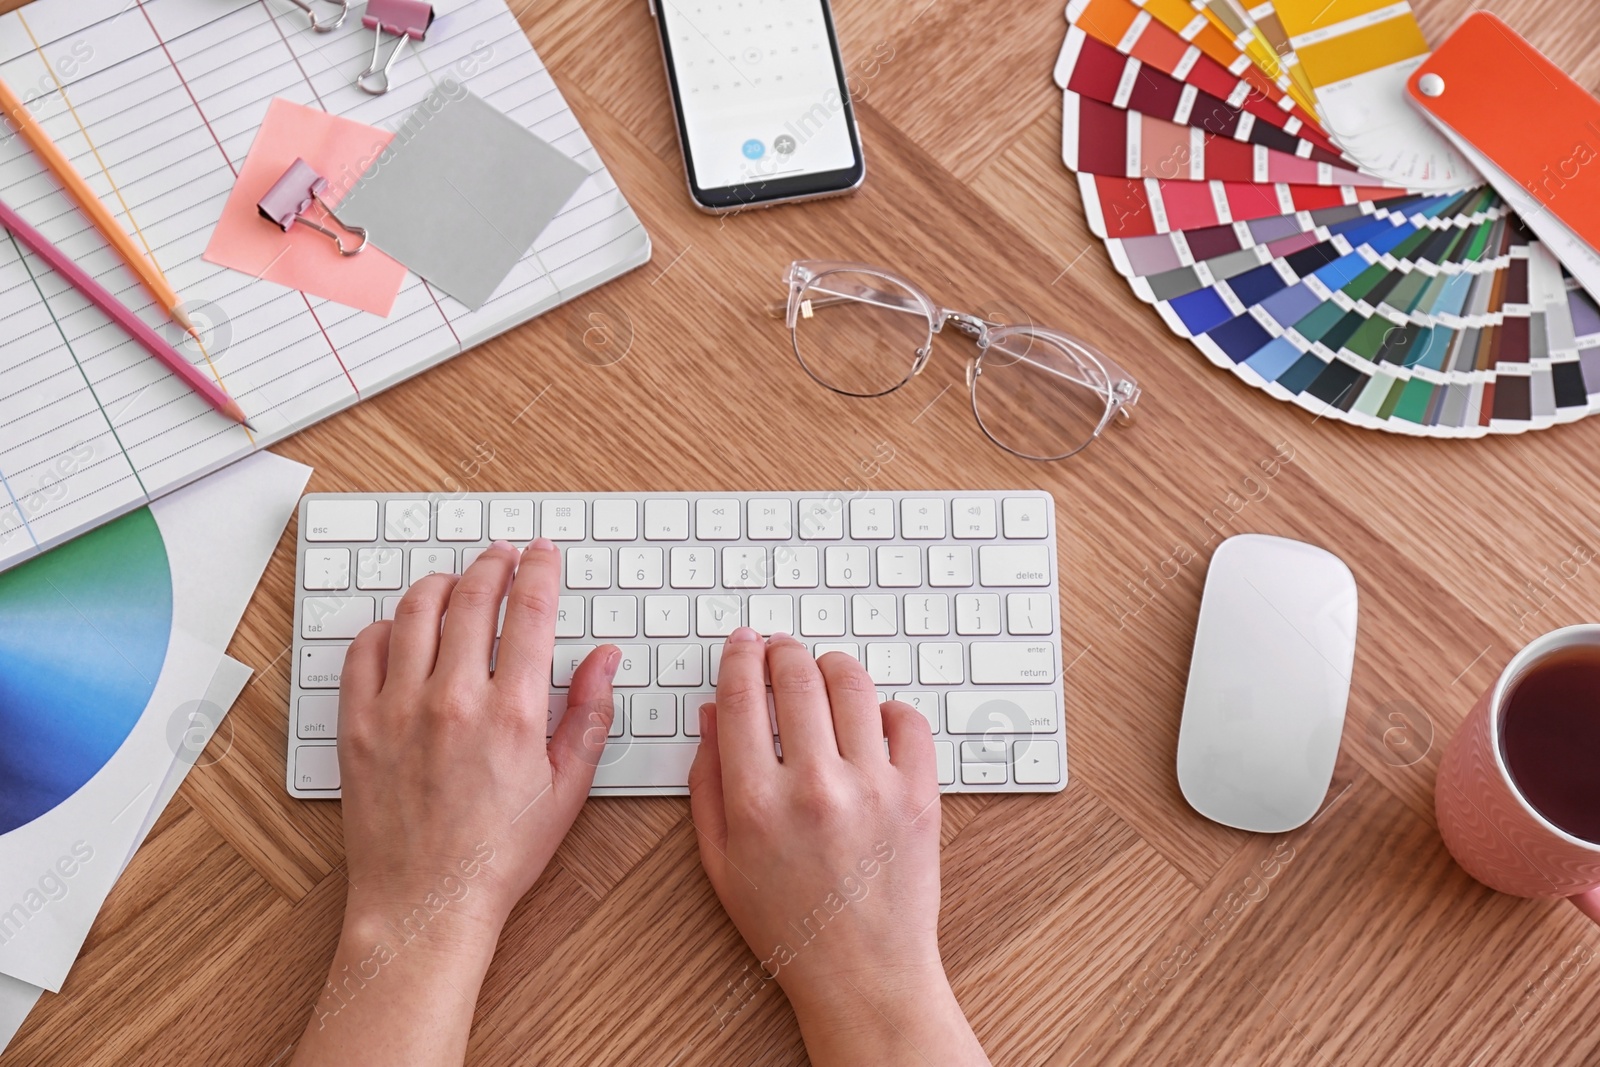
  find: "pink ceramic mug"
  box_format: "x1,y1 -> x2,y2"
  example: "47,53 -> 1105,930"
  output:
1436,625 -> 1600,924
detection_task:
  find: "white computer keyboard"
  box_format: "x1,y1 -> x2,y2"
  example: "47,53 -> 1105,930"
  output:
288,491 -> 1066,798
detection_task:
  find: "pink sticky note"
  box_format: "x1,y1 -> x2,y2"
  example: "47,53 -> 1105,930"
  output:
204,99 -> 404,316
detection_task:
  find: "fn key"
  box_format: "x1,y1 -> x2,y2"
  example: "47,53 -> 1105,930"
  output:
294,746 -> 340,790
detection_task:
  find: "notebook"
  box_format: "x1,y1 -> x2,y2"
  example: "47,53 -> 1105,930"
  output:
0,0 -> 651,573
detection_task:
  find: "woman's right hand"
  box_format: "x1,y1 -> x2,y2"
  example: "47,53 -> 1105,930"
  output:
687,628 -> 989,1066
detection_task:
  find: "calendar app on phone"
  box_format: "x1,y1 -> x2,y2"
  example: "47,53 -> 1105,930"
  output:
658,0 -> 859,191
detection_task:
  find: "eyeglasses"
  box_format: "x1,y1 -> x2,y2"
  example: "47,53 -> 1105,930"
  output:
769,260 -> 1140,461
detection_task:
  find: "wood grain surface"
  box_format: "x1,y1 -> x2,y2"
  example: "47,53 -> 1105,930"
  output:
6,0 -> 1600,1064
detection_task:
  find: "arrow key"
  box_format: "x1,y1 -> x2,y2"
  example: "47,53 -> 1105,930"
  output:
1013,739 -> 1061,785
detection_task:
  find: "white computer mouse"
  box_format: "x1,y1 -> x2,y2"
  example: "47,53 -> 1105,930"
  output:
1176,534 -> 1358,833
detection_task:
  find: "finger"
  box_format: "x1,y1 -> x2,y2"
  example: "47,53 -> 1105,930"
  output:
383,572 -> 457,689
713,627 -> 780,791
549,644 -> 621,802
494,538 -> 562,699
435,540 -> 519,680
338,620 -> 392,718
883,700 -> 937,784
817,651 -> 885,762
687,702 -> 729,861
766,633 -> 836,765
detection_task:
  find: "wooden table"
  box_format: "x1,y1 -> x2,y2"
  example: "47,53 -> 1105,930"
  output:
7,0 -> 1600,1063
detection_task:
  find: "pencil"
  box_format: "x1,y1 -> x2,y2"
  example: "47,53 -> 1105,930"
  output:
0,75 -> 201,340
0,195 -> 252,429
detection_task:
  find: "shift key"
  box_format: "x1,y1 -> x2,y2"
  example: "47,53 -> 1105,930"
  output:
969,642 -> 1056,683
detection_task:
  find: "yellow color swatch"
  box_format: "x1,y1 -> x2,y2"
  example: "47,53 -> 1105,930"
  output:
1295,15 -> 1427,86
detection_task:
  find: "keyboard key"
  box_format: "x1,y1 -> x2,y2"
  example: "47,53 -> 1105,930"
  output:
927,546 -> 974,588
952,498 -> 997,538
866,643 -> 912,685
935,741 -> 955,785
917,642 -> 965,684
300,643 -> 349,688
546,694 -> 625,738
381,596 -> 402,620
542,500 -> 585,540
631,694 -> 678,736
294,746 -> 340,790
552,645 -> 595,688
798,497 -> 845,540
748,594 -> 794,636
970,642 -> 1056,684
644,499 -> 689,540
849,498 -> 894,539
697,594 -> 741,637
978,545 -> 1050,587
851,594 -> 897,636
297,694 -> 340,739
556,595 -> 585,637
1002,497 -> 1048,538
903,594 -> 950,636
747,499 -> 792,539
722,547 -> 769,589
892,691 -> 939,731
813,642 -> 861,663
384,499 -> 430,541
1006,592 -> 1054,635
946,691 -> 1058,733
615,645 -> 650,686
956,593 -> 1002,635
566,547 -> 611,589
962,762 -> 1007,785
900,499 -> 946,539
800,594 -> 846,637
464,547 -> 489,570
773,546 -> 819,588
356,547 -> 403,590
305,499 -> 377,542
1014,739 -> 1062,784
410,547 -> 455,582
619,547 -> 664,589
696,499 -> 740,539
825,546 -> 870,588
671,547 -> 715,589
303,548 -> 351,590
683,694 -> 716,736
437,500 -> 482,541
593,499 -> 638,540
591,743 -> 699,788
961,739 -> 1008,762
302,596 -> 375,639
656,644 -> 703,686
591,595 -> 638,638
875,546 -> 921,587
643,595 -> 691,637
488,499 -> 535,540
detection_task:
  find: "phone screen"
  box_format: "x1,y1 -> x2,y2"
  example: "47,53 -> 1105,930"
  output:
657,0 -> 861,202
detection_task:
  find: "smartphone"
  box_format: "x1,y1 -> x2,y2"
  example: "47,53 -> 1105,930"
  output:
649,0 -> 866,213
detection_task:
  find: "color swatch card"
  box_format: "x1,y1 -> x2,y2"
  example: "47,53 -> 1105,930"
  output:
0,451 -> 307,991
0,654 -> 252,1056
1054,4 -> 1600,437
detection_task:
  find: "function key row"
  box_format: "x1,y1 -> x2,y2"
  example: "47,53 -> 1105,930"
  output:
303,496 -> 1050,545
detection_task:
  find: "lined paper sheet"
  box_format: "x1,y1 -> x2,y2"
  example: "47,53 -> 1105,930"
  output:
0,0 -> 650,571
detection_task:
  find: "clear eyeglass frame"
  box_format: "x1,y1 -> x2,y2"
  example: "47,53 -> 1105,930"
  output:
769,259 -> 1141,461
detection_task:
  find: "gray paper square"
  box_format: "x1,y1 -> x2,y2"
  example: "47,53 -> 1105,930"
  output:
340,85 -> 591,309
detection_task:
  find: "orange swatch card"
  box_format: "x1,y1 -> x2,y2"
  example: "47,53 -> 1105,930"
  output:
204,100 -> 406,317
1408,13 -> 1600,254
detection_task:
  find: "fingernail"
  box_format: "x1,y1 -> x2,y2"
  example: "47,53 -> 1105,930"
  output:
727,626 -> 758,644
770,631 -> 794,644
491,539 -> 515,554
605,647 -> 622,677
699,701 -> 716,715
529,537 -> 556,553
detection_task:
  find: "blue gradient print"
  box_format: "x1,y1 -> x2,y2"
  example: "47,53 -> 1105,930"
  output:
0,509 -> 172,835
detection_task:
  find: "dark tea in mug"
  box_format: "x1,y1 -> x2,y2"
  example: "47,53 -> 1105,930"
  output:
1500,644 -> 1600,845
